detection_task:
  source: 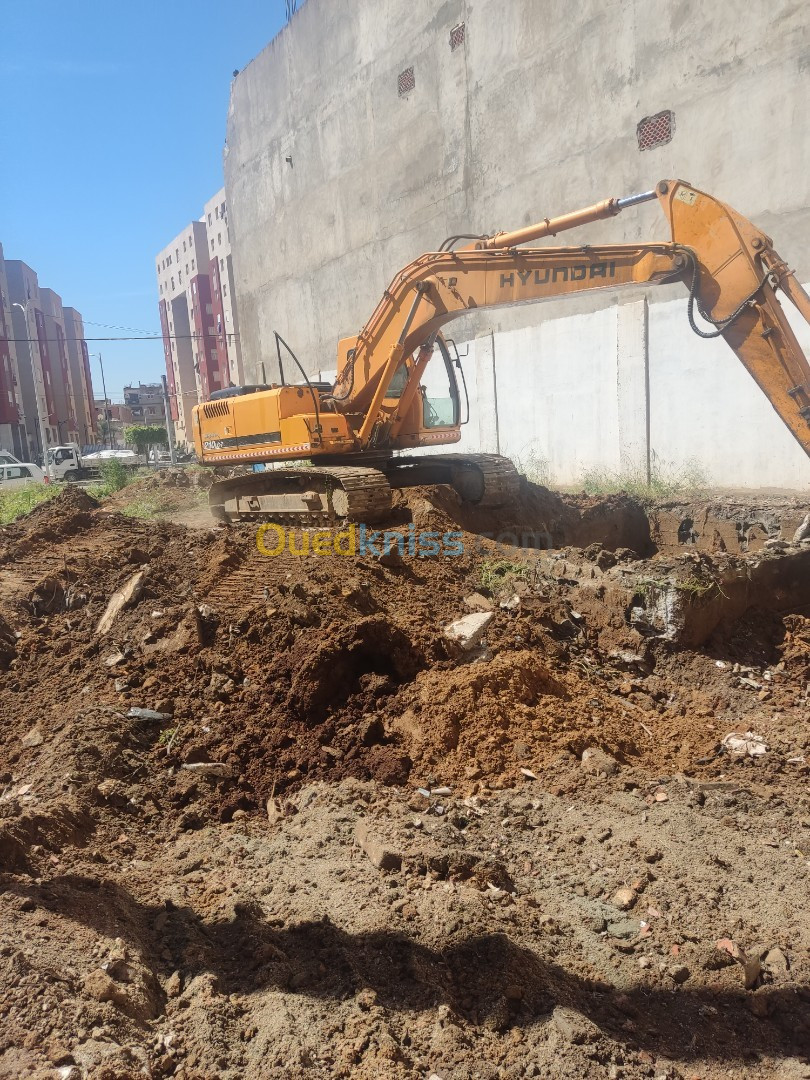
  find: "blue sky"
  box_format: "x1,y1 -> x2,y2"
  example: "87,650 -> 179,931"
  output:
0,0 -> 289,399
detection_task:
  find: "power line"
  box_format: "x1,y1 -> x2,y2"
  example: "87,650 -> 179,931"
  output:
6,333 -> 240,344
82,319 -> 161,335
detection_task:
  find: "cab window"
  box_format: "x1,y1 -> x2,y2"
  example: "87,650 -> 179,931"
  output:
421,340 -> 460,428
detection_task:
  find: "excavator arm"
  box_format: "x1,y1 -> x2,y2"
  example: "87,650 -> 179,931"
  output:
330,180 -> 810,460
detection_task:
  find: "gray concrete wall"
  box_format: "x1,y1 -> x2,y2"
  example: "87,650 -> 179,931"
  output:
225,0 -> 810,487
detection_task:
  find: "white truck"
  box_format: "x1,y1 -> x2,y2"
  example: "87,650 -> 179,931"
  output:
46,443 -> 147,481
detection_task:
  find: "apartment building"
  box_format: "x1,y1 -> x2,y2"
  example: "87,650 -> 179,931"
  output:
0,249 -> 95,460
203,189 -> 244,385
123,382 -> 166,426
63,308 -> 97,446
155,188 -> 243,446
0,243 -> 27,458
38,289 -> 80,446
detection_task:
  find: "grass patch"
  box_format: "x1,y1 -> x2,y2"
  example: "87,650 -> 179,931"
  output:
577,456 -> 709,502
119,495 -> 165,519
87,458 -> 134,498
0,484 -> 60,524
512,448 -> 554,488
480,557 -> 530,594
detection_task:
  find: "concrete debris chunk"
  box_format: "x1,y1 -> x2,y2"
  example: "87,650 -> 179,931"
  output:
96,568 -> 149,635
722,731 -> 767,757
127,708 -> 173,722
180,762 -> 233,778
762,946 -> 789,977
792,512 -> 810,543
499,594 -> 521,612
443,611 -> 494,651
354,820 -> 402,872
581,746 -> 619,777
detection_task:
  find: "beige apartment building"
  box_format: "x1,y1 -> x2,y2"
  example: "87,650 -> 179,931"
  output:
62,307 -> 97,447
155,188 -> 243,448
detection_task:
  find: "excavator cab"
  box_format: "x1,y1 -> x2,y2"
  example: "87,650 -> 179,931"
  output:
419,338 -> 463,429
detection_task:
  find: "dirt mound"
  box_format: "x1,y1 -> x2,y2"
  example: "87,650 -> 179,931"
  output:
0,487 -> 100,561
0,485 -> 809,1077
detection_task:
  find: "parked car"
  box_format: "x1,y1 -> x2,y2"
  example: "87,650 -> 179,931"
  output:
0,463 -> 47,489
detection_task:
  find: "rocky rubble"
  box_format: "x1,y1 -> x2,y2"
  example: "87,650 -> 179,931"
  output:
0,483 -> 808,1078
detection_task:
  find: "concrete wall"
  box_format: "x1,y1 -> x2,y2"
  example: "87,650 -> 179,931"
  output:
436,288 -> 810,489
225,0 -> 810,488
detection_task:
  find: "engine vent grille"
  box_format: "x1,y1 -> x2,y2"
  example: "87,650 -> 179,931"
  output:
202,400 -> 230,419
637,110 -> 674,151
398,66 -> 415,96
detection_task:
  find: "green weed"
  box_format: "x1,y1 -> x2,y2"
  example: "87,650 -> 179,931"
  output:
578,455 -> 709,502
0,484 -> 60,524
480,558 -> 530,593
87,458 -> 133,498
512,447 -> 554,488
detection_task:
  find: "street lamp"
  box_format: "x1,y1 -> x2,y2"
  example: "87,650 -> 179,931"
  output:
11,300 -> 50,465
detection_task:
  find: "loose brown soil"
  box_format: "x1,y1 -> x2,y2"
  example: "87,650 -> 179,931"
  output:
0,480 -> 808,1079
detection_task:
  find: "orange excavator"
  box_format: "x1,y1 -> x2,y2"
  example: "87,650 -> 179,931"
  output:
193,179 -> 810,524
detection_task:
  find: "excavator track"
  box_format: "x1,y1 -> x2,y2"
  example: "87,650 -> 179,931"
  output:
208,466 -> 393,526
383,453 -> 521,508
207,454 -> 520,526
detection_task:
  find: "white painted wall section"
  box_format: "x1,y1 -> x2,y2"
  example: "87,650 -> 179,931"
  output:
415,287 -> 810,490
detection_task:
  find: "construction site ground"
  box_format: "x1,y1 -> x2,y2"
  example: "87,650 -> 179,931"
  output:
0,470 -> 809,1080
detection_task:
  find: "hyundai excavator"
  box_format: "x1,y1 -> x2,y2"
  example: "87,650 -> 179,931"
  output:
193,179 -> 810,524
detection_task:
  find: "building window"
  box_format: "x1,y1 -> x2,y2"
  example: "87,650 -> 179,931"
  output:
207,213 -> 212,225
210,239 -> 214,251
178,271 -> 183,284
217,233 -> 221,245
220,257 -> 224,271
220,202 -> 225,217
191,259 -> 195,270
185,264 -> 189,274
205,303 -> 213,315
171,277 -> 175,289
398,66 -> 415,96
450,23 -> 465,50
182,240 -> 186,251
215,206 -> 219,219
637,110 -> 674,151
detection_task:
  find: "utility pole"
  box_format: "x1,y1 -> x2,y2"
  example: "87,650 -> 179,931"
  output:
161,375 -> 177,465
95,352 -> 112,448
